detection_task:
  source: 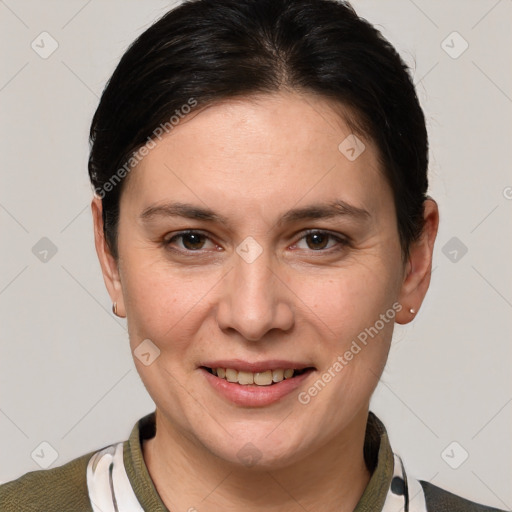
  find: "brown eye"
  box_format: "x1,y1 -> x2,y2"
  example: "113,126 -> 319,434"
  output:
165,231 -> 213,251
293,230 -> 349,252
305,232 -> 329,250
181,233 -> 206,250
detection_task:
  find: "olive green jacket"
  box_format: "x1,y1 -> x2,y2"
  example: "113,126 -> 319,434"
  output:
0,412 -> 506,511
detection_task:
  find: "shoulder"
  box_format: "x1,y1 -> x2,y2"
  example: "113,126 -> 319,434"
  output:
0,448 -> 97,512
420,480 -> 508,512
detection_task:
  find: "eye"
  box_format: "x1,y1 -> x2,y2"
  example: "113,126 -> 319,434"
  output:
164,230 -> 218,251
292,230 -> 349,252
162,229 -> 348,254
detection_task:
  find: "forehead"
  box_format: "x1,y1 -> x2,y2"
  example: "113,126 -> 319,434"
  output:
122,91 -> 390,217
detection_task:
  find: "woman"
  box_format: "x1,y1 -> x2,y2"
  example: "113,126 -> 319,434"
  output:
0,0 -> 506,510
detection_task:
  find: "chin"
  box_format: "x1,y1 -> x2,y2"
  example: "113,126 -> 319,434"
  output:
202,427 -> 310,470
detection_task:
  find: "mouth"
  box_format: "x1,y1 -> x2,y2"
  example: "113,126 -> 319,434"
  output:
200,366 -> 315,386
199,361 -> 317,406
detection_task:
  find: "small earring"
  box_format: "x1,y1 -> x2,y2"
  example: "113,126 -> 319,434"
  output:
112,302 -> 118,316
409,308 -> 416,315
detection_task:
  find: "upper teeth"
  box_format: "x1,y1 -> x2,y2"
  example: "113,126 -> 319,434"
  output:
212,368 -> 296,386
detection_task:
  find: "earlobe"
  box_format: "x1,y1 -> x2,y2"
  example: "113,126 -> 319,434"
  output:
91,196 -> 126,317
395,199 -> 439,325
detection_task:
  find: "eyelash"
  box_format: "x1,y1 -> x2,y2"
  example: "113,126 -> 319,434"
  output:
162,229 -> 350,255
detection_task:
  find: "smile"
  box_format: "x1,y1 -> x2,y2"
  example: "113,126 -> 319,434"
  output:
200,364 -> 316,407
203,367 -> 312,386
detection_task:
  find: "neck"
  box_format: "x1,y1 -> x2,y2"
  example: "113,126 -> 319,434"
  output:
143,409 -> 372,512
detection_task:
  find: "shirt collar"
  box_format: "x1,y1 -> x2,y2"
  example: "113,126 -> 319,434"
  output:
354,411 -> 395,511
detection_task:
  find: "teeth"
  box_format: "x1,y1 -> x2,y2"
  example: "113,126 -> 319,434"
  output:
225,368 -> 238,383
272,369 -> 284,382
237,371 -> 254,385
254,370 -> 273,386
209,367 -> 304,386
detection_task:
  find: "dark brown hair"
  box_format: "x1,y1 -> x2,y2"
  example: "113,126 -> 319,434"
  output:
88,0 -> 429,260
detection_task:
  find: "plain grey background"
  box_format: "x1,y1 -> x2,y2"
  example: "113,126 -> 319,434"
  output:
1,0 -> 511,508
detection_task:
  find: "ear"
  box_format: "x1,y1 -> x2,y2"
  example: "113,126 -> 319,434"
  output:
395,198 -> 439,324
91,196 -> 126,318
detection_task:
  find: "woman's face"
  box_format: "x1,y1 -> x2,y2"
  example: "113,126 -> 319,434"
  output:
96,91 -> 417,468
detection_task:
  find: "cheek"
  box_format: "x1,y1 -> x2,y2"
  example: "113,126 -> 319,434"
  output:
295,262 -> 399,334
120,256 -> 212,352
297,269 -> 398,417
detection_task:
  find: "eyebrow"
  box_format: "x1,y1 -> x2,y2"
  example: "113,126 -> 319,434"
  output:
277,199 -> 370,226
139,199 -> 370,227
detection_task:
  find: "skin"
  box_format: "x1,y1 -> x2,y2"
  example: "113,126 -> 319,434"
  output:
92,91 -> 438,512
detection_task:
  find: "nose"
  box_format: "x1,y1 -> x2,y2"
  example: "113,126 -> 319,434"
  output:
215,247 -> 294,342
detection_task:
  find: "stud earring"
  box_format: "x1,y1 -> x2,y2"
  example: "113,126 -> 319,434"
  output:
112,302 -> 119,316
409,308 -> 416,315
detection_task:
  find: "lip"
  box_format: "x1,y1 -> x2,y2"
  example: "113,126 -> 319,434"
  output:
199,366 -> 315,407
200,359 -> 314,373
